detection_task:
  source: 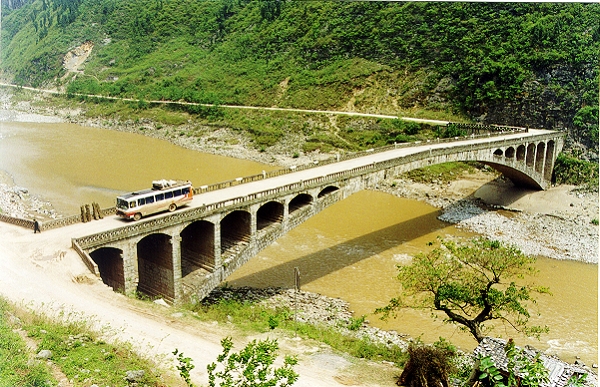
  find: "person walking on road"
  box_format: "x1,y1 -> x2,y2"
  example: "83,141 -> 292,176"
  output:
33,219 -> 41,233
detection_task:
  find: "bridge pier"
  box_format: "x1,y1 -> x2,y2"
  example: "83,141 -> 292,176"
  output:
122,242 -> 138,296
171,235 -> 182,301
249,209 -> 258,242
213,219 -> 223,271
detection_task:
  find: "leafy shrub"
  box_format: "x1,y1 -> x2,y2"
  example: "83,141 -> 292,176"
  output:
347,315 -> 366,331
207,337 -> 298,387
553,153 -> 599,189
173,349 -> 195,387
477,339 -> 550,387
435,124 -> 468,138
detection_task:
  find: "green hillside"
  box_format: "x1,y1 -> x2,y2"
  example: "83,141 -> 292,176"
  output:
1,0 -> 598,153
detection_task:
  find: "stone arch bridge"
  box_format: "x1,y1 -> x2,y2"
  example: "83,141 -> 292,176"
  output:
72,128 -> 564,304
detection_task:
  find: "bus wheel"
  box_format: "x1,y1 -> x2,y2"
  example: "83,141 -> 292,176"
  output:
168,203 -> 177,212
133,213 -> 142,221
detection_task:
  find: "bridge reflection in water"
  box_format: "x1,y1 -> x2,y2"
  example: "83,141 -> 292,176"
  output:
72,127 -> 565,304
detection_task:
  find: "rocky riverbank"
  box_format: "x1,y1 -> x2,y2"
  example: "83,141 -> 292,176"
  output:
0,170 -> 58,220
378,174 -> 599,264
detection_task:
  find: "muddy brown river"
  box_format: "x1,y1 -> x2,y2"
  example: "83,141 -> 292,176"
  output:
0,121 -> 597,365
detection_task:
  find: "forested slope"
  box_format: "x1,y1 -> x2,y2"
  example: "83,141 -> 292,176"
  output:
1,0 -> 598,154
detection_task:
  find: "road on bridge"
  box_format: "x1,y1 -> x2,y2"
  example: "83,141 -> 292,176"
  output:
67,128 -> 553,239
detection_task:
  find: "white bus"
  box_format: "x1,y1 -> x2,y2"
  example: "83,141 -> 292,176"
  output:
116,180 -> 193,221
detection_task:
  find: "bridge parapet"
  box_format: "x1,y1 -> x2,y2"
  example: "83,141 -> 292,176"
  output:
194,124 -> 531,196
73,129 -> 564,304
74,130 -> 564,251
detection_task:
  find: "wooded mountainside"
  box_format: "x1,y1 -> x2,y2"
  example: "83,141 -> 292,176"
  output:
1,0 -> 598,155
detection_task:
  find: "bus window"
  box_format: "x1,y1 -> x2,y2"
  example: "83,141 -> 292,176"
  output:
138,198 -> 145,206
156,193 -> 165,201
130,201 -> 136,208
182,187 -> 190,195
174,189 -> 182,197
146,196 -> 155,204
165,191 -> 173,199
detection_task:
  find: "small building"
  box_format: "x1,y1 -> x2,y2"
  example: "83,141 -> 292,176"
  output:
473,337 -> 597,387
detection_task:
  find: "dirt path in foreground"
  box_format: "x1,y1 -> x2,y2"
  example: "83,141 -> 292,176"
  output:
0,219 -> 399,387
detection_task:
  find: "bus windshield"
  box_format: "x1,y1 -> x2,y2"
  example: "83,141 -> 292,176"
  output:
117,198 -> 130,210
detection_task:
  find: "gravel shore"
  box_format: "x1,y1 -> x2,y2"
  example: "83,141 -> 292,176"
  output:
378,173 -> 599,264
0,170 -> 58,220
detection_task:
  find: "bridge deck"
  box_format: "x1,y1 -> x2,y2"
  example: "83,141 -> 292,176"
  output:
61,129 -> 555,239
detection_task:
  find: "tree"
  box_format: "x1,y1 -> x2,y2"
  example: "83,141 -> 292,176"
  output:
377,237 -> 549,343
207,337 -> 298,387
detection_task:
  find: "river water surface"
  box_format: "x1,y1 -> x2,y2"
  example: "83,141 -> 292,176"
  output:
0,121 -> 597,366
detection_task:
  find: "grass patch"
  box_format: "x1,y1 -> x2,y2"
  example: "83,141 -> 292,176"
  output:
404,162 -> 480,183
138,107 -> 190,126
0,298 -> 56,387
0,297 -> 180,387
187,296 -> 408,366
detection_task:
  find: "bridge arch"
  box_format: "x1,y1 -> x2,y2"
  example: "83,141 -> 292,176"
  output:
289,193 -> 313,213
479,161 -> 543,190
181,220 -> 215,277
221,210 -> 251,255
505,147 -> 515,159
535,142 -> 546,173
516,145 -> 526,162
493,149 -> 503,157
318,186 -> 340,198
137,233 -> 174,301
90,247 -> 124,292
257,201 -> 284,231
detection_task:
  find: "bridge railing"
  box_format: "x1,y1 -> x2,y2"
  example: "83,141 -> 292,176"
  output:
0,206 -> 118,231
0,214 -> 34,229
194,123 -> 529,195
0,124 -> 530,232
75,129 -> 558,249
